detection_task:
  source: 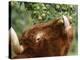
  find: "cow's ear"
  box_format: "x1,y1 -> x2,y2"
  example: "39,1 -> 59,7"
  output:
54,18 -> 64,27
57,19 -> 64,24
49,17 -> 64,27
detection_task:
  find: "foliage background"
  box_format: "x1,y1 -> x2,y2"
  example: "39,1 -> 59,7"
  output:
10,1 -> 78,55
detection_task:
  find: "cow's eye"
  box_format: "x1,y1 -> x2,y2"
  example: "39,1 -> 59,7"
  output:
36,38 -> 40,43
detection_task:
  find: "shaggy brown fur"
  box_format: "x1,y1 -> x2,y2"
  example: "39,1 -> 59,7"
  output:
14,18 -> 73,58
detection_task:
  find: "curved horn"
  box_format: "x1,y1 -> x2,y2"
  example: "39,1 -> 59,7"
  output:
63,15 -> 72,31
63,15 -> 73,41
9,27 -> 24,57
63,15 -> 70,27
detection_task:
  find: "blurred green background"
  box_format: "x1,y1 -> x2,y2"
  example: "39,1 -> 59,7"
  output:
10,1 -> 78,55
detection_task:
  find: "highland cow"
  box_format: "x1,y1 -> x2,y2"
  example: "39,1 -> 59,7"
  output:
10,16 -> 73,59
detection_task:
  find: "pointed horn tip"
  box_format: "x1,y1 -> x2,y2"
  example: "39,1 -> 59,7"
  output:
62,15 -> 67,19
63,15 -> 72,24
63,15 -> 72,20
